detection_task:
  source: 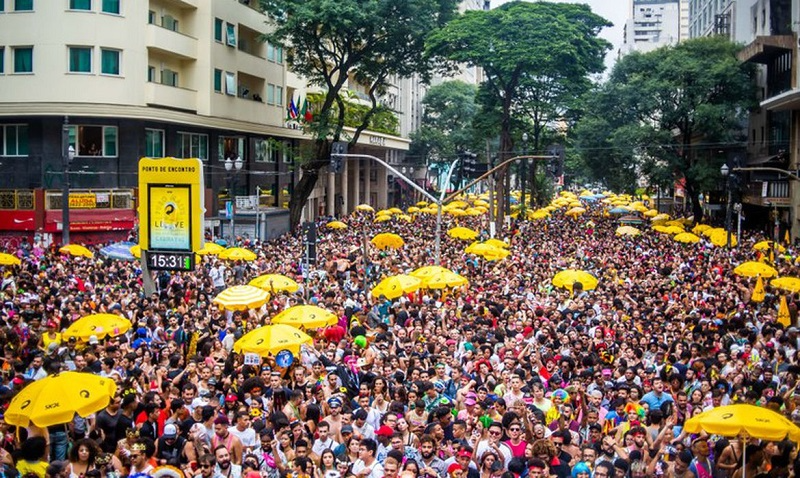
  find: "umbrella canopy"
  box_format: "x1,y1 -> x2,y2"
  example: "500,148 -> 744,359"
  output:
371,233 -> 404,250
465,242 -> 510,261
197,242 -> 225,255
552,269 -> 599,291
388,207 -> 403,215
608,207 -> 630,215
218,247 -> 257,261
447,227 -> 479,241
59,244 -> 94,258
356,204 -> 374,212
99,242 -> 136,261
233,324 -> 312,356
271,305 -> 338,329
129,244 -> 141,258
615,226 -> 641,237
249,274 -> 299,293
733,261 -> 778,278
754,240 -> 785,252
684,404 -> 800,442
374,214 -> 392,222
484,238 -> 509,249
63,314 -> 132,342
709,229 -> 738,247
692,224 -> 712,234
326,221 -> 347,230
371,274 -> 422,299
407,206 -> 421,213
618,215 -> 645,225
421,270 -> 469,289
0,253 -> 21,266
674,232 -> 701,244
212,285 -> 270,311
653,225 -> 685,235
5,372 -> 117,427
565,207 -> 586,217
771,276 -> 800,293
410,265 -> 452,280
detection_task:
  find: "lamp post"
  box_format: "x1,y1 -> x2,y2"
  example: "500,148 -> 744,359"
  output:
520,132 -> 528,217
61,117 -> 75,245
721,163 -> 732,248
225,156 -> 243,241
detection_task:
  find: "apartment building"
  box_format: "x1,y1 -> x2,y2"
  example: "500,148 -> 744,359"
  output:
0,0 -> 410,242
622,0 -> 682,54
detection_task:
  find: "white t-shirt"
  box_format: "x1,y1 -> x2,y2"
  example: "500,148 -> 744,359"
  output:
312,437 -> 338,456
228,426 -> 259,454
350,459 -> 383,478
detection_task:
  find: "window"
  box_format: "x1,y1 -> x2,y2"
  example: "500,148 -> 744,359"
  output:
100,48 -> 119,75
101,0 -> 118,14
276,45 -> 283,64
68,46 -> 92,73
214,18 -> 223,42
13,47 -> 32,73
147,65 -> 155,82
0,0 -> 4,12
226,23 -> 236,47
224,72 -> 235,95
267,43 -> 283,63
282,141 -> 292,163
0,125 -> 29,157
276,86 -> 283,106
213,69 -> 222,92
162,14 -> 178,32
67,125 -> 118,157
266,84 -> 275,105
148,10 -> 155,24
69,0 -> 91,10
0,48 -> 4,74
178,132 -> 208,160
161,68 -> 178,87
14,0 -> 32,11
145,129 -> 164,158
254,139 -> 272,163
267,43 -> 275,61
218,136 -> 244,161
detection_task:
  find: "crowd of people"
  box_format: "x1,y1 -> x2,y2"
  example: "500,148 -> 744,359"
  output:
0,196 -> 798,478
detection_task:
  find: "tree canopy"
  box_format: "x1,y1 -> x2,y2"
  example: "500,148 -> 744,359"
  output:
574,36 -> 757,220
261,0 -> 459,228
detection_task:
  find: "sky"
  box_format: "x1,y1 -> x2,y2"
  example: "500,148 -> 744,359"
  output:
492,0 -> 628,74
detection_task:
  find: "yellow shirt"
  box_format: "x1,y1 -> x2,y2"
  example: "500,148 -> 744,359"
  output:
42,332 -> 62,350
17,459 -> 48,478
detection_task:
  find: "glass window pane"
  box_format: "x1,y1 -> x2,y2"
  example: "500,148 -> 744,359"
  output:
67,126 -> 77,151
69,47 -> 91,73
276,46 -> 283,64
276,86 -> 283,106
0,1 -> 4,13
14,0 -> 32,11
14,47 -> 32,73
214,18 -> 223,42
6,126 -> 17,156
267,43 -> 274,62
0,127 -> 4,156
101,49 -> 119,75
213,69 -> 221,92
17,125 -> 28,156
70,0 -> 91,10
101,0 -> 119,14
226,23 -> 236,46
225,72 -> 235,95
0,48 -> 4,75
199,135 -> 208,160
104,127 -> 117,156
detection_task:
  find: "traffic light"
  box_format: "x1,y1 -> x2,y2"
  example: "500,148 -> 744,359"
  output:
330,141 -> 347,173
461,152 -> 485,178
546,144 -> 565,178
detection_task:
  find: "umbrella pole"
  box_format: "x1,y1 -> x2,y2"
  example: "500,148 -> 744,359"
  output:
742,435 -> 747,478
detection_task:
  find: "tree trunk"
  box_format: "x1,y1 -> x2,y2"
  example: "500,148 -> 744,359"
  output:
529,161 -> 538,208
685,180 -> 704,225
494,94 -> 514,232
288,167 -> 321,230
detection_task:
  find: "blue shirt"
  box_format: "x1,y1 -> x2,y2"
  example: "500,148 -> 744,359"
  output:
640,390 -> 674,411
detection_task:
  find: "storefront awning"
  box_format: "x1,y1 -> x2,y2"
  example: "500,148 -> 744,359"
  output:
761,88 -> 800,111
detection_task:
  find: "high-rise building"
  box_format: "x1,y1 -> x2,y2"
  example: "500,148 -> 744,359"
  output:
0,0 -> 412,240
687,0 -> 754,43
622,0 -> 682,54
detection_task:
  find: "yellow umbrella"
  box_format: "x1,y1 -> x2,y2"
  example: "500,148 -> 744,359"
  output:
448,200 -> 469,209
465,242 -> 510,261
733,261 -> 778,278
233,324 -> 312,357
326,221 -> 348,230
416,201 -> 429,207
752,275 -> 765,303
59,244 -> 94,258
709,229 -> 737,247
754,240 -> 785,252
0,253 -> 21,266
771,277 -> 800,293
778,295 -> 792,327
663,220 -> 685,228
374,214 -> 392,222
407,207 -> 421,214
673,232 -> 701,244
448,208 -> 467,217
356,204 -> 375,212
615,226 -> 641,237
371,233 -> 404,250
5,372 -> 117,427
484,238 -> 509,249
650,213 -> 670,222
197,242 -> 225,256
397,214 -> 413,222
552,269 -> 599,291
661,225 -> 685,235
530,210 -> 550,220
376,209 -> 392,216
703,227 -> 724,238
218,247 -> 257,261
473,199 -> 489,207
129,245 -> 141,259
410,265 -> 452,280
643,209 -> 658,217
370,274 -> 422,299
448,227 -> 479,241
565,207 -> 586,217
63,314 -> 132,342
271,305 -> 338,329
249,274 -> 299,293
420,270 -> 469,289
388,207 -> 403,215
212,285 -> 270,311
692,224 -> 712,234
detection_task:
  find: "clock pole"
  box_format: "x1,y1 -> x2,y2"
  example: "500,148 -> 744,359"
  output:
140,250 -> 158,297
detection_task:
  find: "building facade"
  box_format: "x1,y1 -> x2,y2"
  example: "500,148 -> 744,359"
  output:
0,0 -> 411,242
622,0 -> 683,54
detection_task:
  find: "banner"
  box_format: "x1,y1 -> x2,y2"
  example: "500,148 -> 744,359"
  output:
148,185 -> 191,250
69,193 -> 96,209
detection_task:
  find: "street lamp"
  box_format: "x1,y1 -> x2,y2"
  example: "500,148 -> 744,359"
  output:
520,132 -> 528,216
720,163 -> 732,248
61,116 -> 76,245
225,155 -> 243,241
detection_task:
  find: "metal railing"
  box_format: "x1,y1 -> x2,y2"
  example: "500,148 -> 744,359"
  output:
0,190 -> 34,210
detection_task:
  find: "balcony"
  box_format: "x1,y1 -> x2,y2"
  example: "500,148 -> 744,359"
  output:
146,24 -> 198,60
743,180 -> 791,207
738,34 -> 794,64
145,82 -> 197,112
157,0 -> 198,9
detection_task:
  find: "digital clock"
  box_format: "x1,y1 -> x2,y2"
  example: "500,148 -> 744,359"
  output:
144,250 -> 195,271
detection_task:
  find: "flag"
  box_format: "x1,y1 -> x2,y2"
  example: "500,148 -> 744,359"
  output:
287,97 -> 298,120
752,275 -> 765,303
785,229 -> 790,244
301,98 -> 313,122
778,295 -> 792,327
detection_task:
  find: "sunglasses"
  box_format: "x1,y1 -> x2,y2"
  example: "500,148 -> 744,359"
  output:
508,427 -> 521,432
130,454 -> 141,459
200,464 -> 213,469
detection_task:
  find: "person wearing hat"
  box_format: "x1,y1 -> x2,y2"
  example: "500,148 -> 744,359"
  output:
323,397 -> 346,441
155,423 -> 196,468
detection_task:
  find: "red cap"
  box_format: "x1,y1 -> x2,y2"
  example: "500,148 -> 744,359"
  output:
375,425 -> 394,437
456,449 -> 472,459
447,463 -> 464,474
225,394 -> 238,403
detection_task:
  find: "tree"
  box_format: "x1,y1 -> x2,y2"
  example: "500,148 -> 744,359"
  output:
575,36 -> 757,221
408,80 -> 479,164
261,0 -> 459,228
427,1 -> 610,226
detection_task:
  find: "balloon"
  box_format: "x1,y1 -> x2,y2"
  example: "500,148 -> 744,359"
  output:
354,335 -> 367,348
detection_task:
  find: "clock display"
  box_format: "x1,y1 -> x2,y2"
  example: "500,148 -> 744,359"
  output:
145,251 -> 194,271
